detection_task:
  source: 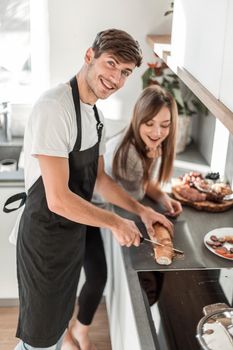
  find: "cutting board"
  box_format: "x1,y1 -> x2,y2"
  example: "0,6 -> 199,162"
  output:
129,221 -> 204,271
172,186 -> 233,212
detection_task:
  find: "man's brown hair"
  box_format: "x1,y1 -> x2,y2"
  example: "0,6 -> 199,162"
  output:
92,29 -> 142,67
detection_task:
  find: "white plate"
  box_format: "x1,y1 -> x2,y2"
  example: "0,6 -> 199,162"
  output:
204,227 -> 233,261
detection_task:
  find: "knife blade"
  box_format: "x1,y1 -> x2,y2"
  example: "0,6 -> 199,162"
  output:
140,236 -> 184,254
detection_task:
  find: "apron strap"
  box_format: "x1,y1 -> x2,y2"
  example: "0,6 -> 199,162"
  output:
70,76 -> 82,151
70,76 -> 103,148
3,192 -> 27,213
93,105 -> 103,143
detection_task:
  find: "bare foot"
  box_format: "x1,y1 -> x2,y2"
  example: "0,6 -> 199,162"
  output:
61,329 -> 80,350
69,320 -> 97,350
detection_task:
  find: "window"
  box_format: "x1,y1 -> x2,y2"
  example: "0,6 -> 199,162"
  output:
0,0 -> 31,103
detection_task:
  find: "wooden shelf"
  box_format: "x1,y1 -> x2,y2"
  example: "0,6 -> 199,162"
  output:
147,34 -> 233,135
146,34 -> 171,62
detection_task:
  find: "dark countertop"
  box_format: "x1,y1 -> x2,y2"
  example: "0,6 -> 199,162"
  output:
0,136 -> 24,183
116,197 -> 233,271
0,134 -> 24,186
113,197 -> 233,350
0,168 -> 24,183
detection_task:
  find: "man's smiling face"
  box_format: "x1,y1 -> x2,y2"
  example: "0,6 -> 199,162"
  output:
85,48 -> 135,100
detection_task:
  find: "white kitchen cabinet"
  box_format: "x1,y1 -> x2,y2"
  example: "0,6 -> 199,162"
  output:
160,0 -> 233,135
0,183 -> 24,300
102,228 -> 142,350
171,0 -> 228,99
220,0 -> 233,111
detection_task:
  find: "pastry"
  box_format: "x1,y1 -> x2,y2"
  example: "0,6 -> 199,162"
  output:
149,223 -> 174,265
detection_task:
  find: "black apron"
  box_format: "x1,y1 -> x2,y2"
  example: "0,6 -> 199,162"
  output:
7,77 -> 103,347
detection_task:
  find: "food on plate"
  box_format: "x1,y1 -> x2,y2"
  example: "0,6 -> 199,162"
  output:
179,172 -> 204,187
205,183 -> 232,202
205,191 -> 225,203
177,185 -> 206,202
206,240 -> 222,248
206,234 -> 233,259
205,172 -> 220,181
222,236 -> 233,244
194,180 -> 211,192
174,171 -> 233,204
215,247 -> 228,255
210,235 -> 218,242
211,183 -> 232,196
149,223 -> 174,265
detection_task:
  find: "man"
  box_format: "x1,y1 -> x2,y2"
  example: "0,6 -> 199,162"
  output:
14,29 -> 173,350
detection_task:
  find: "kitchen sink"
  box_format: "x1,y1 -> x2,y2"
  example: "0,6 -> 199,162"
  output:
0,144 -> 23,162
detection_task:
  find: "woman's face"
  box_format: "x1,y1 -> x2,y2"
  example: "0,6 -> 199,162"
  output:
139,106 -> 171,151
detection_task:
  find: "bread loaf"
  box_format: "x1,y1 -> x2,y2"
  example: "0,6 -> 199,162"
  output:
149,223 -> 174,265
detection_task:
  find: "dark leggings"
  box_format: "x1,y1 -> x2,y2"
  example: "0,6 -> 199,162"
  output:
77,225 -> 107,325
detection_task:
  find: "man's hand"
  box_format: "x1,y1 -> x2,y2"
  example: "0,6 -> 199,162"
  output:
159,193 -> 182,217
139,206 -> 174,238
110,218 -> 141,247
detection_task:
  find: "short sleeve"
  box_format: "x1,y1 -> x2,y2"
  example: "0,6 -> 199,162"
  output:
30,99 -> 72,158
120,144 -> 143,181
117,144 -> 145,199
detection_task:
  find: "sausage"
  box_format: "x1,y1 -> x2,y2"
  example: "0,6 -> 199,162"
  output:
178,186 -> 206,202
206,240 -> 222,247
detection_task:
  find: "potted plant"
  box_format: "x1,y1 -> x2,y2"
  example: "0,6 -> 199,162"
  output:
164,2 -> 174,16
142,60 -> 208,153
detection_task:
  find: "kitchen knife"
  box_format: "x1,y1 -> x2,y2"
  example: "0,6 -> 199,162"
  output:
140,236 -> 184,254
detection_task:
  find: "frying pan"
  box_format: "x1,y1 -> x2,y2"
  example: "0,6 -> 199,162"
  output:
196,303 -> 233,350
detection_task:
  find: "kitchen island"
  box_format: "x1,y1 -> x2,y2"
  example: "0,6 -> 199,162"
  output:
0,177 -> 24,301
103,197 -> 233,350
1,168 -> 232,348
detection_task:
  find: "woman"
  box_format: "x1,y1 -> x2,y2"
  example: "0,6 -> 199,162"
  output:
108,84 -> 182,307
106,84 -> 182,215
64,85 -> 181,350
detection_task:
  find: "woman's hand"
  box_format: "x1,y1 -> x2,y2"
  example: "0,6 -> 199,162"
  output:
159,193 -> 182,217
139,206 -> 174,238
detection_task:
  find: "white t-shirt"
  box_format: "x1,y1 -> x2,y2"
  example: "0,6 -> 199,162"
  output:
9,83 -> 106,244
24,83 -> 106,191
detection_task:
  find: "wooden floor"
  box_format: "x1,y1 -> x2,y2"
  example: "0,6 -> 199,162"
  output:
0,302 -> 112,350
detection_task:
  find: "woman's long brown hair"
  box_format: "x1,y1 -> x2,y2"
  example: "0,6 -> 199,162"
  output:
112,85 -> 178,186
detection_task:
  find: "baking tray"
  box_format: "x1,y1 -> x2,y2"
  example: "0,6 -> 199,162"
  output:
129,220 -> 205,271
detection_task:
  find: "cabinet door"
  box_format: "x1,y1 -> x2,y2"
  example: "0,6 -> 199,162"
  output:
0,186 -> 24,299
171,0 -> 228,98
220,0 -> 233,111
103,229 -> 142,350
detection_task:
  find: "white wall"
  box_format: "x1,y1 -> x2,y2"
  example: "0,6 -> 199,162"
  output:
220,0 -> 233,111
43,0 -> 172,121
